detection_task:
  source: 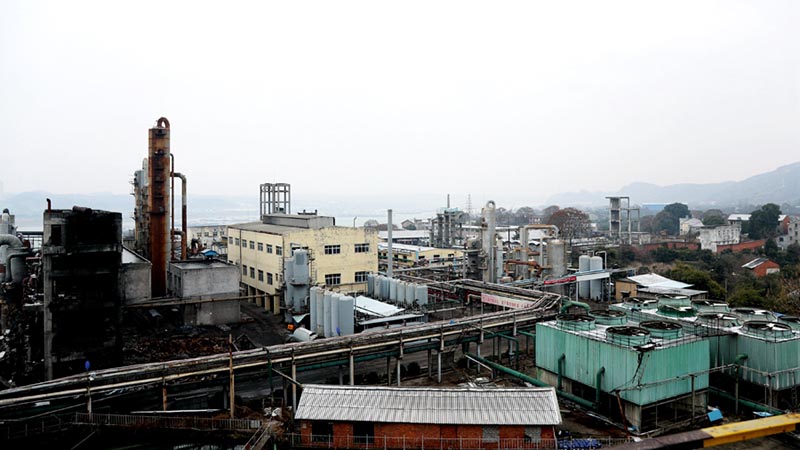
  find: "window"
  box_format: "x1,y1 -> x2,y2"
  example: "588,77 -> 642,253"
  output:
204,231 -> 209,237
325,273 -> 341,286
267,273 -> 273,285
276,246 -> 283,256
324,244 -> 341,255
213,230 -> 218,237
266,244 -> 273,254
250,267 -> 255,278
234,238 -> 240,246
258,270 -> 264,281
257,242 -> 264,251
355,243 -> 370,253
353,422 -> 374,445
311,422 -> 333,443
249,241 -> 255,249
483,426 -> 499,443
242,265 -> 247,276
242,239 -> 247,247
355,271 -> 368,283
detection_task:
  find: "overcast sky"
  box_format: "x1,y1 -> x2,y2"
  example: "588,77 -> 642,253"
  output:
1,1 -> 798,207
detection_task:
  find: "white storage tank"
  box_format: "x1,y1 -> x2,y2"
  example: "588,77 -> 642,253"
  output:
415,285 -> 429,306
578,255 -> 591,299
397,281 -> 406,305
315,289 -> 325,335
309,287 -> 318,334
323,291 -> 333,338
549,240 -> 566,278
589,255 -> 603,300
338,295 -> 355,336
406,283 -> 416,305
381,276 -> 390,300
367,273 -> 375,297
389,279 -> 398,302
293,327 -> 317,342
331,293 -> 341,337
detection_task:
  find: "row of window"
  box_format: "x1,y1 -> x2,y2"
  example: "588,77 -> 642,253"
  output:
232,237 -> 283,255
324,243 -> 370,254
324,271 -> 369,286
243,265 -> 274,285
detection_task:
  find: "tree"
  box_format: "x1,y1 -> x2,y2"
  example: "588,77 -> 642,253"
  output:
548,207 -> 590,242
667,263 -> 726,299
651,203 -> 690,236
702,215 -> 726,226
542,205 -> 560,224
749,203 -> 781,239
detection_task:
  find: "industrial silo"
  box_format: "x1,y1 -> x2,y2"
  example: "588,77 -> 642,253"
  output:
389,278 -> 398,302
397,281 -> 406,305
330,293 -> 340,337
323,291 -> 333,338
315,289 -> 325,335
415,284 -> 428,306
309,287 -> 318,335
549,240 -> 566,278
381,276 -> 390,300
367,273 -> 375,297
589,255 -> 603,300
338,295 -> 355,336
578,255 -> 591,298
406,283 -> 416,305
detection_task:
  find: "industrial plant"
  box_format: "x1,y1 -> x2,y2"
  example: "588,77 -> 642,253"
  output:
1,118 -> 799,449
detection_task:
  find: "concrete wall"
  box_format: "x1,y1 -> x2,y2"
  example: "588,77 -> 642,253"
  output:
120,261 -> 151,304
699,224 -> 741,252
169,262 -> 239,298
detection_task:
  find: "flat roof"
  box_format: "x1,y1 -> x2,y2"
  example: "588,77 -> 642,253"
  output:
171,260 -> 233,270
295,385 -> 562,425
354,296 -> 405,317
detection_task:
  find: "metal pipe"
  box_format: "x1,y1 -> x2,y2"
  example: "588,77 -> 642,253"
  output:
557,354 -> 566,391
170,153 -> 175,261
466,353 -> 594,409
596,367 -> 605,406
560,299 -> 591,314
173,172 -> 188,260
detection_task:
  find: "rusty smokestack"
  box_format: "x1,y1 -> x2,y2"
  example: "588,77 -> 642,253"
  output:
148,117 -> 171,297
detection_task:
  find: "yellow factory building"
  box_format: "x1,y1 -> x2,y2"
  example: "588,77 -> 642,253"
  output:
378,242 -> 463,268
227,214 -> 378,313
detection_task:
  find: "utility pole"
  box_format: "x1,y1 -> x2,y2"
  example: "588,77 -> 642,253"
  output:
229,334 -> 235,419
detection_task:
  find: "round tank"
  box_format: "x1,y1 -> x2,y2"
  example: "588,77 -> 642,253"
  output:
691,299 -> 730,314
590,309 -> 627,326
9,252 -> 26,284
589,256 -> 603,300
415,285 -> 428,306
293,327 -> 317,342
657,304 -> 695,318
556,313 -> 596,331
657,296 -> 691,308
640,321 -> 683,339
406,283 -> 416,305
578,255 -> 591,298
397,281 -> 406,305
331,293 -> 341,337
607,326 -> 651,346
549,240 -> 566,278
338,295 -> 355,336
323,291 -> 333,337
309,287 -> 318,333
389,279 -> 398,302
778,315 -> 800,331
742,321 -> 794,340
733,308 -> 777,322
367,274 -> 375,296
623,298 -> 658,310
696,313 -> 740,328
381,276 -> 390,300
315,290 -> 325,335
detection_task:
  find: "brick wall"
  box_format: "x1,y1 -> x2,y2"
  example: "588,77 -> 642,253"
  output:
716,239 -> 765,254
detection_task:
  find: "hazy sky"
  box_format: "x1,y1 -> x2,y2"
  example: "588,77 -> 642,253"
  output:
1,1 -> 798,206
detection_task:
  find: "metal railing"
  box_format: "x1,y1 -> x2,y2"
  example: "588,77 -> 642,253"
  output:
287,433 -> 630,450
71,412 -> 262,431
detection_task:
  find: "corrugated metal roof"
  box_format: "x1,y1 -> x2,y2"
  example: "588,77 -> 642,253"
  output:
295,385 -> 561,426
742,258 -> 770,269
355,296 -> 405,317
627,274 -> 692,289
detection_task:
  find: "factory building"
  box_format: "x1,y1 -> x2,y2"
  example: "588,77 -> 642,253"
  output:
378,242 -> 463,268
227,212 -> 378,314
294,385 -> 561,449
187,225 -> 228,254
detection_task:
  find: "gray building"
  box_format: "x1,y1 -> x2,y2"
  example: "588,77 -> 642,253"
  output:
167,260 -> 241,325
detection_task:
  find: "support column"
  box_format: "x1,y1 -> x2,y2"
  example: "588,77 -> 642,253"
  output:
349,351 -> 355,386
291,359 -> 298,409
437,352 -> 442,384
396,359 -> 402,387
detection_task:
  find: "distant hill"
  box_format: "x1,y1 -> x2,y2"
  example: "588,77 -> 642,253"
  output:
546,162 -> 800,209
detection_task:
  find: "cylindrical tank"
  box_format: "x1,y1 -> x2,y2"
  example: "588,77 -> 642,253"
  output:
589,256 -> 603,300
309,287 -> 318,334
367,273 -> 375,297
338,295 -> 355,336
323,291 -> 333,338
381,276 -> 390,300
578,255 -> 590,298
147,117 -> 171,297
293,327 -> 317,342
331,293 -> 341,337
389,279 -> 398,302
315,290 -> 325,335
397,281 -> 406,305
549,240 -> 566,278
415,285 -> 428,306
406,283 -> 416,305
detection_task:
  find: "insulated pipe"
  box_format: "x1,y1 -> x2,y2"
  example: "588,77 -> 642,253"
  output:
560,299 -> 591,314
173,172 -> 188,260
0,234 -> 23,282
